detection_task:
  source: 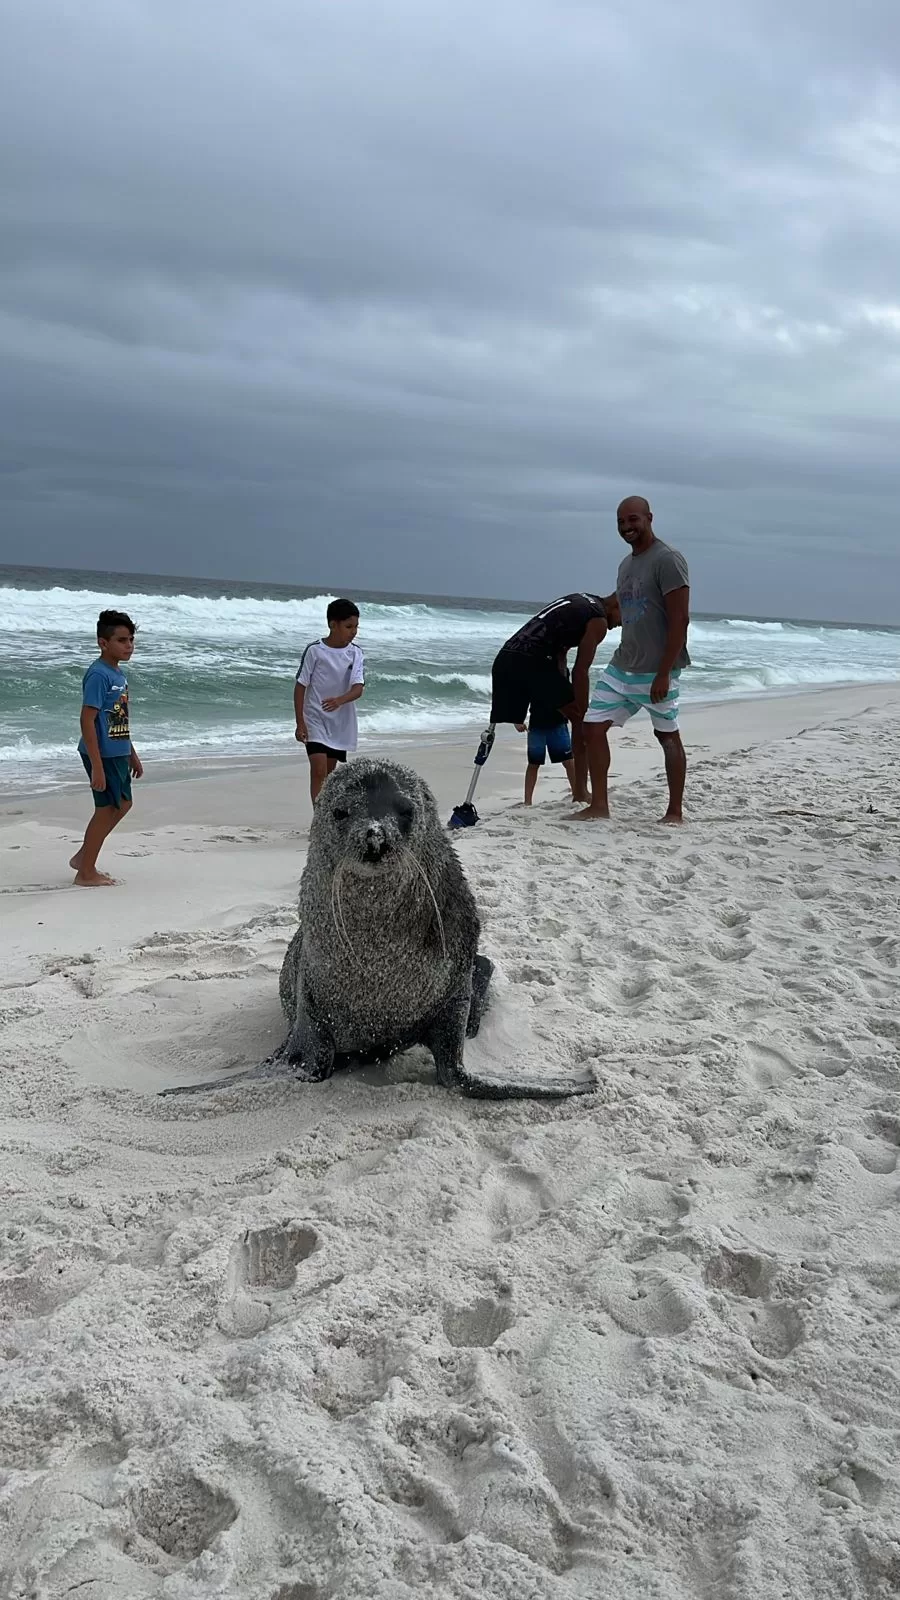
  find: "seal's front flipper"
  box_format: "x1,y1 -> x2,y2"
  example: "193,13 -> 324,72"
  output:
466,954 -> 494,1039
282,1005 -> 336,1082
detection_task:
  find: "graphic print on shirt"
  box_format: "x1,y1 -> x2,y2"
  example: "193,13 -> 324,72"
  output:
107,688 -> 130,745
619,577 -> 649,628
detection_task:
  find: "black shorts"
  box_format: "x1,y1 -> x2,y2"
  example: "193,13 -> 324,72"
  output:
305,742 -> 347,761
490,649 -> 573,725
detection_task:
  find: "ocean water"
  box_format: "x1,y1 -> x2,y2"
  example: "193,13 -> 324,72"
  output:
2,564 -> 900,793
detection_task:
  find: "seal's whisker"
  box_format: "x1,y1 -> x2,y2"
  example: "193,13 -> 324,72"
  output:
329,873 -> 345,952
331,858 -> 355,957
334,856 -> 357,958
400,844 -> 448,960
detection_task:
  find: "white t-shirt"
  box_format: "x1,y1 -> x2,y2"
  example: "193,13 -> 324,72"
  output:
296,639 -> 365,751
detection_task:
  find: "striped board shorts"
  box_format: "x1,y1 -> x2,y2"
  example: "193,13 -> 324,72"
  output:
584,663 -> 682,733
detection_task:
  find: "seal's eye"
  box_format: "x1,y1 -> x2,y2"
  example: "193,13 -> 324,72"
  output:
332,807 -> 351,822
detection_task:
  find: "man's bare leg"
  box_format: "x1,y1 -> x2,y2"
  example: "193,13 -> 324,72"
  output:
71,801 -> 131,885
656,730 -> 686,823
562,756 -> 578,800
570,723 -> 613,820
524,762 -> 539,805
570,722 -> 590,804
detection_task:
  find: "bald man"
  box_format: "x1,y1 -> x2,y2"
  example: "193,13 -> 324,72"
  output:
574,496 -> 690,824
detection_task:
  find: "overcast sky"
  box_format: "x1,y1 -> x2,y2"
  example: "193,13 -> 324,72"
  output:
3,0 -> 900,620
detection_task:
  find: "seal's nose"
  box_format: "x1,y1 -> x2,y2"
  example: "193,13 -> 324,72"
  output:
364,821 -> 387,860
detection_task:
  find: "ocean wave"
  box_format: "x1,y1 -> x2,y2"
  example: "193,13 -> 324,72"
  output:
718,618 -> 786,631
374,671 -> 494,694
0,585 -> 527,644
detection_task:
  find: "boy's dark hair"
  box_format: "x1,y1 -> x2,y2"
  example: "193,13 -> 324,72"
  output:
326,598 -> 359,624
97,609 -> 137,640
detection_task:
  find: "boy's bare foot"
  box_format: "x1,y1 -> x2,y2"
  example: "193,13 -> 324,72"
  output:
659,812 -> 684,826
570,791 -> 591,805
567,806 -> 611,822
73,870 -> 119,887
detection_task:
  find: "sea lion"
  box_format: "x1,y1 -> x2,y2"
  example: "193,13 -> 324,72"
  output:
164,758 -> 594,1100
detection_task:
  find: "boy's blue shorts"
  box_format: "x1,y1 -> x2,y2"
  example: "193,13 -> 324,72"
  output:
81,751 -> 133,808
527,723 -> 573,766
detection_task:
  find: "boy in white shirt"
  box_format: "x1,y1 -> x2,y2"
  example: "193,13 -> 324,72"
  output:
294,599 -> 366,802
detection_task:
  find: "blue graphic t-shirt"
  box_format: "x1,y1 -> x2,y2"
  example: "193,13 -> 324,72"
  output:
78,661 -> 132,760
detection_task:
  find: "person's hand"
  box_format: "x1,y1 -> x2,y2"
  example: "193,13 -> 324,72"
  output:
295,721 -> 308,742
650,671 -> 670,704
90,764 -> 107,791
129,751 -> 144,779
514,722 -> 527,733
322,696 -> 342,712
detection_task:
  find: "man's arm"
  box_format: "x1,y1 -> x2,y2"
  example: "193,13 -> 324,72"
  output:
293,681 -> 307,741
568,617 -> 608,718
80,707 -> 107,789
651,587 -> 690,702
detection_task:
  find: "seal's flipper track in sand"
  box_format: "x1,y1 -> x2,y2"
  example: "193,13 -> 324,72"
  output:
162,762 -> 595,1104
161,947 -> 595,1101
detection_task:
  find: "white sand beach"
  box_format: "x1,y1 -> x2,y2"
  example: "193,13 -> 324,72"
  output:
2,682 -> 900,1599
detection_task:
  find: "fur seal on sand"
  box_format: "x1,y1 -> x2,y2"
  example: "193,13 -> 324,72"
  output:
164,758 -> 594,1101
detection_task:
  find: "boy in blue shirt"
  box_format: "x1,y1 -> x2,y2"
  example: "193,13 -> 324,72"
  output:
70,609 -> 143,887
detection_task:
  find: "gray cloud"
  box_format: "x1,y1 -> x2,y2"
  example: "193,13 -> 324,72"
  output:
2,0 -> 900,619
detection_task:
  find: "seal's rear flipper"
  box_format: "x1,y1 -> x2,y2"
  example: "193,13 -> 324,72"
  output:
159,1051 -> 291,1097
455,1064 -> 597,1101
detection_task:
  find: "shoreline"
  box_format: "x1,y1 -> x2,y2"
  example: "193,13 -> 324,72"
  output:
2,674 -> 899,807
3,680 -> 898,975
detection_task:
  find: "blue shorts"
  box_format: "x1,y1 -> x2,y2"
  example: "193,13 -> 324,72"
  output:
80,751 -> 133,808
527,722 -> 573,766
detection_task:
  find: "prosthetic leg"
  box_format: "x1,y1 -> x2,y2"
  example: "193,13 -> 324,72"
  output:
448,723 -> 496,828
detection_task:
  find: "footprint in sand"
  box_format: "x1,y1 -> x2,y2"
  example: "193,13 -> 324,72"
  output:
602,1267 -> 695,1337
744,1041 -> 798,1088
621,971 -> 656,1001
703,1246 -> 804,1359
811,1055 -> 851,1079
847,1112 -> 900,1174
704,1247 -> 776,1300
483,1163 -> 553,1241
709,935 -> 754,964
600,1174 -> 690,1227
442,1294 -> 514,1349
218,1223 -> 318,1337
718,905 -> 752,930
128,1469 -> 238,1565
820,1462 -> 885,1509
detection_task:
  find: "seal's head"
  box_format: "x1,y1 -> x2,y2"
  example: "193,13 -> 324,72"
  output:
312,758 -> 437,876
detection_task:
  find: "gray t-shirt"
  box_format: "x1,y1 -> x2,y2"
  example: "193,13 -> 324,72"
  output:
611,539 -> 691,674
